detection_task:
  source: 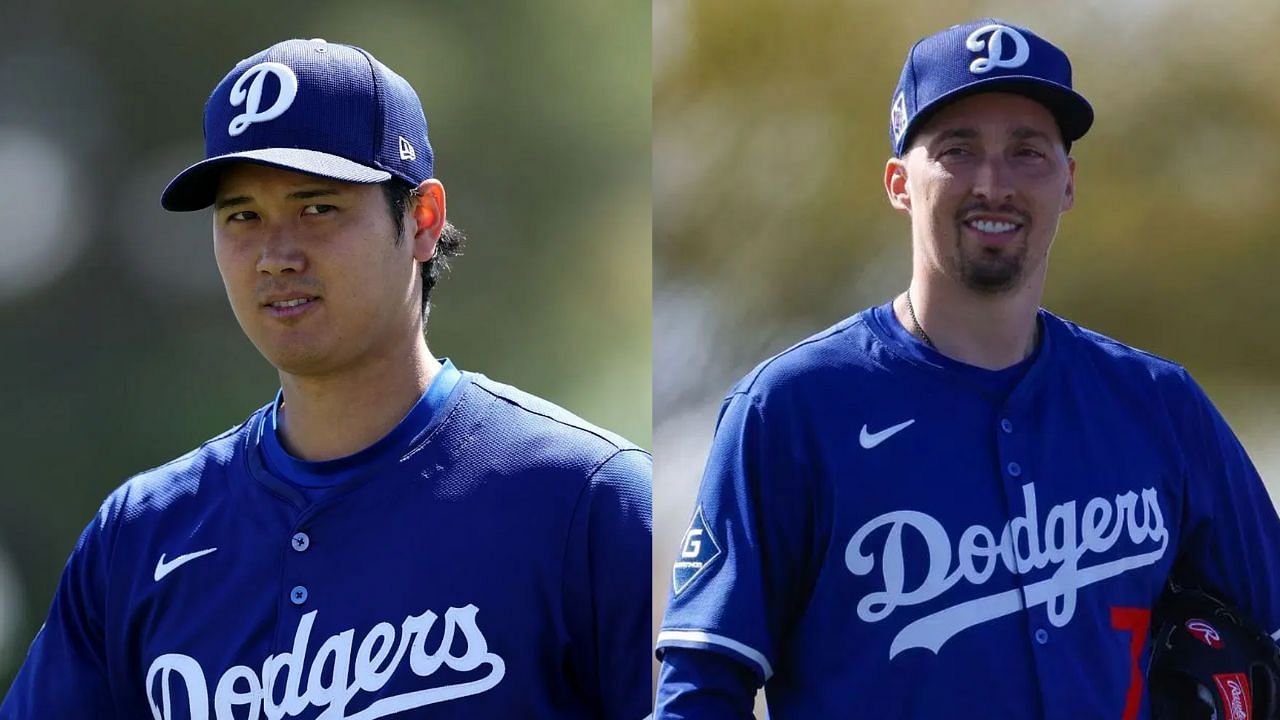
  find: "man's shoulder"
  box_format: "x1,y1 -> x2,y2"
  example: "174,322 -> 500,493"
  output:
728,311 -> 880,404
1046,311 -> 1215,424
100,408 -> 262,524
463,374 -> 648,473
1048,311 -> 1192,386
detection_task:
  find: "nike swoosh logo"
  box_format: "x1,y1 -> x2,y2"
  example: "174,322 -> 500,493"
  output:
154,547 -> 218,582
859,419 -> 915,449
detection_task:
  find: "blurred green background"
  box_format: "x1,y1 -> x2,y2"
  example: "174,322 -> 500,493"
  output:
652,0 -> 1280,712
0,0 -> 650,690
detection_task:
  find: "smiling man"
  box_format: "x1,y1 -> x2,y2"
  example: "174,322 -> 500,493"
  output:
654,19 -> 1280,719
1,39 -> 651,719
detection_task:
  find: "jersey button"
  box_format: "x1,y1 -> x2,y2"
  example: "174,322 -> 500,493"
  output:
291,532 -> 311,552
1000,418 -> 1013,433
1034,628 -> 1049,644
290,586 -> 309,605
1007,462 -> 1022,477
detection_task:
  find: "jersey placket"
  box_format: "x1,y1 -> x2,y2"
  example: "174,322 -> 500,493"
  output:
262,494 -> 338,709
995,354 -> 1064,719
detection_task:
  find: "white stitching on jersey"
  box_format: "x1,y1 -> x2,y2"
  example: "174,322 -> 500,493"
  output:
656,629 -> 774,680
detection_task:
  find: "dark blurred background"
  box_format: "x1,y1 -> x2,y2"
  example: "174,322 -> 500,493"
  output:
652,0 -> 1280,713
0,1 -> 650,688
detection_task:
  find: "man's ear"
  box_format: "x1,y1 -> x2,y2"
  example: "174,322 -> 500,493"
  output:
412,179 -> 446,262
884,157 -> 911,213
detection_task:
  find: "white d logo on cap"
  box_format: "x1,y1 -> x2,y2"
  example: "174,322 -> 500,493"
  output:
965,25 -> 1030,75
227,62 -> 298,137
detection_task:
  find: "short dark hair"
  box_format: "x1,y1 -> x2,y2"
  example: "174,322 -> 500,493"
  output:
382,180 -> 465,325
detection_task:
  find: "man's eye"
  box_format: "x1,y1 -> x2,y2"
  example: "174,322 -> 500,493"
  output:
227,211 -> 258,222
939,146 -> 969,157
1016,147 -> 1046,158
302,204 -> 336,215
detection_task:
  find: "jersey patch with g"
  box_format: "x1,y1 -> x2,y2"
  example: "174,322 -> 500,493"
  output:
673,506 -> 721,594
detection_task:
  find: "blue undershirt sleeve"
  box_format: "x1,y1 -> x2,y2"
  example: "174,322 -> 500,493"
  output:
655,647 -> 759,720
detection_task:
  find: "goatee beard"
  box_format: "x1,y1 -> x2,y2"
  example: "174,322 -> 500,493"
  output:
955,237 -> 1026,294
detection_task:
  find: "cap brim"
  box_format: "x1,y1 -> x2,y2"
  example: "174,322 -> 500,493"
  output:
902,76 -> 1094,155
161,148 -> 393,212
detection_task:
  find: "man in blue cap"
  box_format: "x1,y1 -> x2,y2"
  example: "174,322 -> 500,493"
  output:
2,39 -> 651,719
655,19 -> 1280,719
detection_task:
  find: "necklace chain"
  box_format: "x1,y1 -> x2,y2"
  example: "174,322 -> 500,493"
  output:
904,291 -> 1042,353
904,291 -> 935,349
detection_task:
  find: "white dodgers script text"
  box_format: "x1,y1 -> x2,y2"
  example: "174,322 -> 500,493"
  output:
146,603 -> 504,720
845,482 -> 1167,658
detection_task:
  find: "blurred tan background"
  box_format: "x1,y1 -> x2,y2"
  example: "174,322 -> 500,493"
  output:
0,0 -> 650,690
653,0 -> 1280,713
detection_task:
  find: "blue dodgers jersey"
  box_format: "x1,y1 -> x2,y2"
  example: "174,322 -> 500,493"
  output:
2,370 -> 652,720
656,302 -> 1280,719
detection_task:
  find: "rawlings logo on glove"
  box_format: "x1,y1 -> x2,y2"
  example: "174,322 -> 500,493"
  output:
1148,583 -> 1280,720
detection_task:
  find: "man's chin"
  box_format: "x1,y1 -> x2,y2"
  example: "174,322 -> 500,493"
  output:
958,261 -> 1023,294
256,343 -> 339,378
952,243 -> 1027,294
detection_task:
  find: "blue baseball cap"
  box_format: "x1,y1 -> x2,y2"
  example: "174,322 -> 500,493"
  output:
161,38 -> 433,211
889,19 -> 1093,156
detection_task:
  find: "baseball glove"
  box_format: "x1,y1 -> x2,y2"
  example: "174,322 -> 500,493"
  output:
1148,581 -> 1280,720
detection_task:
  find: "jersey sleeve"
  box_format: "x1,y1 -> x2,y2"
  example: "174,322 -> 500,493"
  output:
563,447 -> 654,719
1173,373 -> 1280,641
656,388 -> 820,689
1,509 -> 114,718
654,647 -> 758,720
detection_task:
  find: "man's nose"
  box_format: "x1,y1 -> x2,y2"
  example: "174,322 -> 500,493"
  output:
971,156 -> 1015,204
255,226 -> 306,275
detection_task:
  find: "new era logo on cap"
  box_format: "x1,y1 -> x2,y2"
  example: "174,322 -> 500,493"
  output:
888,19 -> 1093,156
162,38 -> 435,212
